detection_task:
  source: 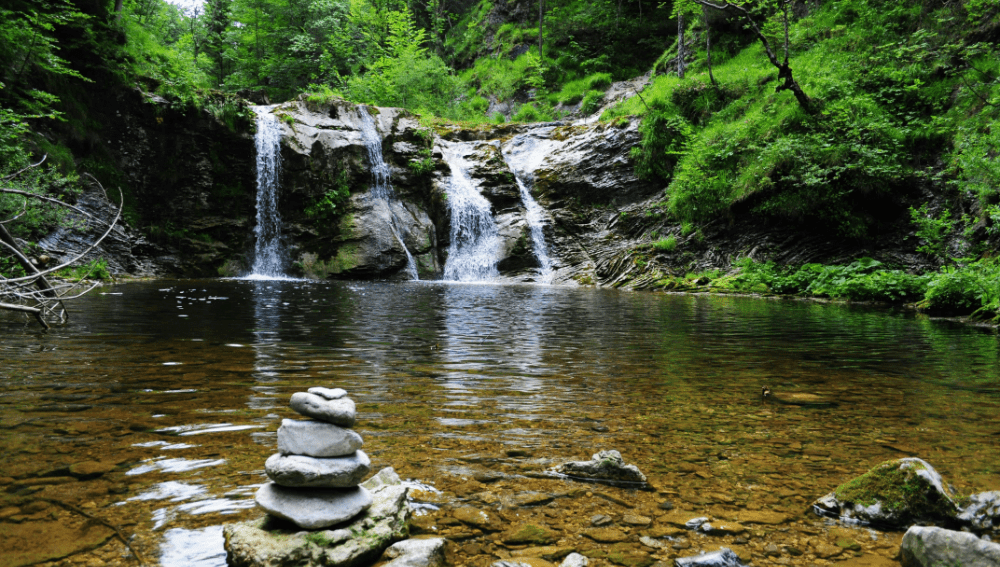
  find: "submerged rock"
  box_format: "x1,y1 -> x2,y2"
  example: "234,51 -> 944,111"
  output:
225,467 -> 410,567
277,419 -> 363,457
254,483 -> 373,529
957,491 -> 1000,531
265,451 -> 371,487
900,525 -> 1000,566
290,392 -> 356,427
674,548 -> 747,567
554,450 -> 647,485
813,458 -> 960,528
381,538 -> 446,567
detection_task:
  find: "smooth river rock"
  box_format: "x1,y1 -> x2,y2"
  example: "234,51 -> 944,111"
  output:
225,467 -> 410,567
308,387 -> 348,400
900,525 -> 1000,566
254,483 -> 373,529
674,548 -> 748,567
555,450 -> 647,484
277,419 -> 363,457
289,392 -> 356,427
957,491 -> 1000,530
381,538 -> 447,567
265,451 -> 371,488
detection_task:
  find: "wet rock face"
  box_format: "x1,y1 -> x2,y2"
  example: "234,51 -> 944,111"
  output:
813,458 -> 961,528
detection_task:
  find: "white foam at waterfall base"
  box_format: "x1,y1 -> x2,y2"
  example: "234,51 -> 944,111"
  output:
357,106 -> 419,280
247,106 -> 288,279
441,144 -> 501,282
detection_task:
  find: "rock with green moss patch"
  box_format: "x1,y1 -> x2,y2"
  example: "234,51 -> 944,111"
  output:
223,467 -> 410,567
813,458 -> 960,528
502,524 -> 557,545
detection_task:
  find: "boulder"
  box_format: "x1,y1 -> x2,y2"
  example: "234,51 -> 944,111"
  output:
265,451 -> 371,487
958,491 -> 1000,531
289,392 -> 356,427
308,387 -> 348,400
812,458 -> 960,528
225,467 -> 410,567
554,450 -> 646,485
381,538 -> 446,567
674,548 -> 747,567
277,419 -> 363,457
254,483 -> 373,529
900,525 -> 1000,566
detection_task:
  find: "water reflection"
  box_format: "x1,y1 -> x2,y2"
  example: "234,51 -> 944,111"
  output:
1,281 -> 999,567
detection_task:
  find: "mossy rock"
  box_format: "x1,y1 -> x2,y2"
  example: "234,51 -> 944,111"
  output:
813,458 -> 960,529
501,524 -> 557,545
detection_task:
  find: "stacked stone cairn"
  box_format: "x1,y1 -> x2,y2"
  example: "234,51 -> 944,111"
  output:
255,387 -> 374,529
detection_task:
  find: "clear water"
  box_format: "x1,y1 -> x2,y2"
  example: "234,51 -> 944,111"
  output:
248,106 -> 287,279
441,143 -> 501,281
2,282 -> 999,566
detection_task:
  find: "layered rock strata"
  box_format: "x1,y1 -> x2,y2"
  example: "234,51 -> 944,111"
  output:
254,388 -> 372,529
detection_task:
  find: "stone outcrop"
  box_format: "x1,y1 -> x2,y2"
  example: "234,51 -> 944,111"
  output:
900,525 -> 1000,567
813,458 -> 961,528
224,467 -> 410,567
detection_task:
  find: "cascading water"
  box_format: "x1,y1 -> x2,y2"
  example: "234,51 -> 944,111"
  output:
248,106 -> 287,279
441,144 -> 501,282
357,106 -> 418,280
502,134 -> 557,283
509,165 -> 553,282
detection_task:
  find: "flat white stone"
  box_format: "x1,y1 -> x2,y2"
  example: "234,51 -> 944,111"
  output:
308,387 -> 348,400
277,419 -> 363,457
265,451 -> 371,488
254,483 -> 372,529
290,392 -> 356,427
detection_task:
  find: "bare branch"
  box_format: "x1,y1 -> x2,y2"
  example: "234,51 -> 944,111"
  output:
0,197 -> 29,225
1,184 -> 123,284
0,301 -> 49,329
1,154 -> 46,182
0,187 -> 109,226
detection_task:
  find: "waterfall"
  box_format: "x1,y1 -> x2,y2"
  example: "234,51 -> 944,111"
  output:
510,167 -> 553,283
441,144 -> 501,282
501,134 -> 556,283
357,107 -> 418,280
248,106 -> 287,279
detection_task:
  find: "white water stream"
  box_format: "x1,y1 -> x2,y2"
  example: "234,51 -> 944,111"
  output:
357,107 -> 419,280
247,106 -> 289,279
441,143 -> 501,282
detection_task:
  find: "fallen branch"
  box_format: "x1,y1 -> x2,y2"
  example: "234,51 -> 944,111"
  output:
39,498 -> 147,566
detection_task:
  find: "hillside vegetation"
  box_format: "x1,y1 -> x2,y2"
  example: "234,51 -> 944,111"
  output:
1,0 -> 999,320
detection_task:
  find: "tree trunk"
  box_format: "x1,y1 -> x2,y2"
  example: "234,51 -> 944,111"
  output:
677,13 -> 685,78
538,0 -> 545,57
707,23 -> 716,86
115,0 -> 124,21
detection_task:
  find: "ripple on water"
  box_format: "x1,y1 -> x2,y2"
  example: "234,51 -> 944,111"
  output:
159,525 -> 226,567
154,423 -> 264,436
129,481 -> 207,502
126,457 -> 227,476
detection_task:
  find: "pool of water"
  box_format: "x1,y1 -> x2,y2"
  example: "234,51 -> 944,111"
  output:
1,280 -> 998,567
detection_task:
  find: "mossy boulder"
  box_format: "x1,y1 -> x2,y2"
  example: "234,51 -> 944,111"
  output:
813,458 -> 960,528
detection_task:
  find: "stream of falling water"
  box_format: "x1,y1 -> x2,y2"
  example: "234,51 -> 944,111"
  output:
507,158 -> 553,282
440,143 -> 501,281
248,106 -> 287,279
357,107 -> 419,280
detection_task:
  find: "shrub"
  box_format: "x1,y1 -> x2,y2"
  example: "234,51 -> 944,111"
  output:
580,90 -> 605,115
651,235 -> 677,252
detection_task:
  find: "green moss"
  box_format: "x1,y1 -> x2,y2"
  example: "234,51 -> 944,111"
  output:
833,459 -> 958,521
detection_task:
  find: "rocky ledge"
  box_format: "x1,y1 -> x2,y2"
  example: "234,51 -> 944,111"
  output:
224,467 -> 410,567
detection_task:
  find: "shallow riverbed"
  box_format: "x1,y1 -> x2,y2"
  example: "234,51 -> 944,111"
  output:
1,280 -> 999,567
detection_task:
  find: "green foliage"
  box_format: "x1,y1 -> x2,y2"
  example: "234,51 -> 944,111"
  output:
56,258 -> 111,282
921,259 -> 1000,319
909,204 -> 954,258
631,99 -> 692,183
305,170 -> 350,222
579,90 -> 604,115
408,149 -> 435,176
651,236 -> 678,252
